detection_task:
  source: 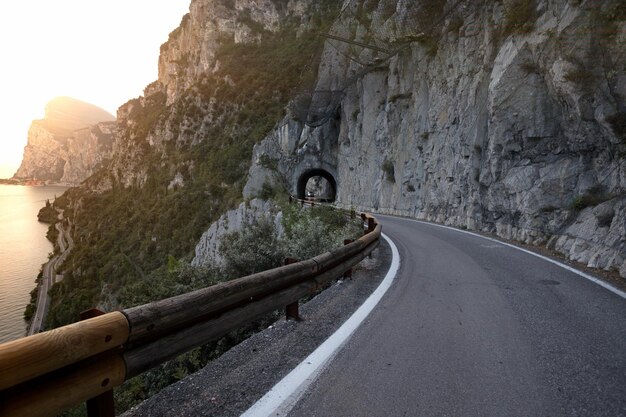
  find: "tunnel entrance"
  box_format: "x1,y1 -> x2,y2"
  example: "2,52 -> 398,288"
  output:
296,169 -> 337,202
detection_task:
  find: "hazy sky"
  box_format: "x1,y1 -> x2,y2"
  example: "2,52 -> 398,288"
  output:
0,0 -> 191,178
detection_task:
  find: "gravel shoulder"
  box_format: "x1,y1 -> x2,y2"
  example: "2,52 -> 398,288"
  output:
123,239 -> 392,417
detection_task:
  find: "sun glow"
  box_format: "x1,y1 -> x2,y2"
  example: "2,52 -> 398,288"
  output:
0,0 -> 190,179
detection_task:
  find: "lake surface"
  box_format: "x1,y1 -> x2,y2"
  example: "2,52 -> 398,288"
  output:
0,184 -> 68,343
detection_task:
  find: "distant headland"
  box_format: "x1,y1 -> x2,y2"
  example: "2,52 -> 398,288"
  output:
11,96 -> 115,186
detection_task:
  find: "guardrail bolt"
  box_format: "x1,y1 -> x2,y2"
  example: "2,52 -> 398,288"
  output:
80,308 -> 116,417
343,239 -> 354,279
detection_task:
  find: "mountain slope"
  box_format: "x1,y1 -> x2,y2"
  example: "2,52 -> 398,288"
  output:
47,0 -> 340,326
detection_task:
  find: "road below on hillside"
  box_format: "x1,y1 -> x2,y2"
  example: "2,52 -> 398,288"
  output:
289,215 -> 626,417
28,221 -> 73,336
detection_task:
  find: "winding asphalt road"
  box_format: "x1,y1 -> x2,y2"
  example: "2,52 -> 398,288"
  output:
289,215 -> 626,416
28,221 -> 73,336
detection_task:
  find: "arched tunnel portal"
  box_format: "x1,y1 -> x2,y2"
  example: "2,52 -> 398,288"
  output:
296,169 -> 337,202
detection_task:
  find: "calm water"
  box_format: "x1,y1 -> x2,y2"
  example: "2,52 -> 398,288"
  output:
0,184 -> 68,343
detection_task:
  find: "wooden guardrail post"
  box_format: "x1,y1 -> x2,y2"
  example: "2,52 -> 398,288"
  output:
362,215 -> 376,258
343,240 -> 354,279
284,258 -> 302,321
80,309 -> 116,417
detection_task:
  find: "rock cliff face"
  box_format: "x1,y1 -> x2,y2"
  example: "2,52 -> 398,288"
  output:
14,97 -> 115,185
243,0 -> 626,278
155,0 -> 314,104
192,199 -> 281,268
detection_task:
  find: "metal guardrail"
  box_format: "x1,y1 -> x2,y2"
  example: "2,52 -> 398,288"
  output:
0,211 -> 381,417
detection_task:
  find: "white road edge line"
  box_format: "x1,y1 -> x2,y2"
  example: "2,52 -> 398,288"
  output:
400,217 -> 626,300
240,233 -> 401,417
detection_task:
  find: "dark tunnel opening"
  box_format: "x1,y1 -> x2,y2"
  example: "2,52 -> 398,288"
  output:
296,169 -> 337,202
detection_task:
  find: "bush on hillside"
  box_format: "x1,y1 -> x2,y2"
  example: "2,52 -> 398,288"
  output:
503,0 -> 537,35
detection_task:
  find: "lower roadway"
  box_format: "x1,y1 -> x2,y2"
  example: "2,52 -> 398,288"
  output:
289,215 -> 626,416
28,221 -> 72,336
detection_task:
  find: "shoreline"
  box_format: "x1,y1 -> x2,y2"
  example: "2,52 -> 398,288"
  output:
0,184 -> 69,343
0,178 -> 76,187
25,215 -> 73,336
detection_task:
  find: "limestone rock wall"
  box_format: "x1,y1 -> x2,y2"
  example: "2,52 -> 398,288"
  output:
192,199 -> 281,268
156,0 -> 314,104
244,0 -> 626,277
14,121 -> 116,185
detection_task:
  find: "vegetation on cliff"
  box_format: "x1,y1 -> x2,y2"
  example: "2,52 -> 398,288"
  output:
47,2 -> 339,329
37,200 -> 57,223
43,2 -> 343,414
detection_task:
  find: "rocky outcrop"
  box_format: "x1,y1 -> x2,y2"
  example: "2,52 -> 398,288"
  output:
192,199 -> 281,268
243,0 -> 626,278
550,197 -> 626,277
156,0 -> 314,104
14,97 -> 115,185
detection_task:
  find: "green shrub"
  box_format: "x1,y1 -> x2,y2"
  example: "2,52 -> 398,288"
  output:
417,35 -> 438,57
520,61 -> 540,74
220,218 -> 286,278
237,10 -> 266,34
258,155 -> 279,171
597,212 -> 614,228
564,67 -> 594,87
37,200 -> 58,223
389,92 -> 412,102
379,0 -> 397,20
447,16 -> 464,33
281,204 -> 362,260
382,159 -> 395,182
406,0 -> 446,33
540,205 -> 558,213
46,223 -> 59,246
258,182 -> 284,200
503,0 -> 537,35
607,111 -> 626,144
23,302 -> 36,321
284,215 -> 336,260
128,92 -> 167,141
570,186 -> 610,210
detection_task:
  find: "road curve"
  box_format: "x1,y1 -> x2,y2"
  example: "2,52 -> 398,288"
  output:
28,222 -> 72,336
289,215 -> 626,417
